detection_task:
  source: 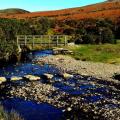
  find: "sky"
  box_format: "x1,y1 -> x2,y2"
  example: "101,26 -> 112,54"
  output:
0,0 -> 106,12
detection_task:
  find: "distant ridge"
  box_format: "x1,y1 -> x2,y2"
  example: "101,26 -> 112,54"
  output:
0,1 -> 120,21
0,8 -> 30,15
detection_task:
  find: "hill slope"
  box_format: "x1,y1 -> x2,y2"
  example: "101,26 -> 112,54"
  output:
0,8 -> 30,15
0,1 -> 120,21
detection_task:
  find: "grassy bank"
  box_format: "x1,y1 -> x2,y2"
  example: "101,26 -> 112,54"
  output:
65,43 -> 120,64
0,106 -> 23,120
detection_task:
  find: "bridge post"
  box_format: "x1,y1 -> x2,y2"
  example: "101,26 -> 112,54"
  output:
40,35 -> 42,46
49,35 -> 51,48
56,35 -> 59,46
25,35 -> 27,46
17,36 -> 19,46
64,35 -> 67,46
32,36 -> 35,49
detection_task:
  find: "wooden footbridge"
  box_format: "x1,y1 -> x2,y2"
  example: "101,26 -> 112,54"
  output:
17,35 -> 70,48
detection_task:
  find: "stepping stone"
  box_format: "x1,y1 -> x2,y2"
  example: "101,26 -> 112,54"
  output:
11,76 -> 23,81
0,77 -> 6,84
43,73 -> 54,79
24,75 -> 40,81
62,73 -> 73,79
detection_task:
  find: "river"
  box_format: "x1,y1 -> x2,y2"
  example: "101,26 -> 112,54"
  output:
0,50 -> 65,120
0,50 -> 120,120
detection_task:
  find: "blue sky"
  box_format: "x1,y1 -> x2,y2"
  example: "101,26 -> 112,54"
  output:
0,0 -> 106,12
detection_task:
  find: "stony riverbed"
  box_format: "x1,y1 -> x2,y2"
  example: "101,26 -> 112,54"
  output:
6,72 -> 119,120
0,50 -> 120,120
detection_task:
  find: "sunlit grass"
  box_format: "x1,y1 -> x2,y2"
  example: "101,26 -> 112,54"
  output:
65,43 -> 120,64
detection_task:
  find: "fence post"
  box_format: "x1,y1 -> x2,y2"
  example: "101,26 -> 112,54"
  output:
17,36 -> 19,46
49,35 -> 51,48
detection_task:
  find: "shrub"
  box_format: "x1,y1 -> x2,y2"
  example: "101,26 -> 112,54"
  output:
101,28 -> 115,44
74,35 -> 83,44
82,34 -> 95,44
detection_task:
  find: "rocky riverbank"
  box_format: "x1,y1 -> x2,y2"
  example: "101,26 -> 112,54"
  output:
37,55 -> 120,84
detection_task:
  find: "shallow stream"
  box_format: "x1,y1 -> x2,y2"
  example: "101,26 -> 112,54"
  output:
0,50 -> 119,120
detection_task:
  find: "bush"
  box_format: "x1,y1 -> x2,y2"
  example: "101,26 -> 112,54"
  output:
101,28 -> 115,44
82,34 -> 95,44
74,35 -> 83,44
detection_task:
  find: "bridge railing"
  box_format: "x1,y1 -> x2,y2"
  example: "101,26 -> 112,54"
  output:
17,35 -> 71,48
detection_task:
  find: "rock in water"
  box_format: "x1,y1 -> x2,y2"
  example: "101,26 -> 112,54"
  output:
0,77 -> 6,84
24,75 -> 40,81
11,76 -> 23,81
67,107 -> 72,111
43,73 -> 54,79
62,73 -> 73,79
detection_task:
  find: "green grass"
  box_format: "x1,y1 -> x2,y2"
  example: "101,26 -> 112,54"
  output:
65,43 -> 120,64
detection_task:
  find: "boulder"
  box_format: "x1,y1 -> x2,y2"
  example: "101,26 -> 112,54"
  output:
24,75 -> 40,81
52,48 -> 73,55
62,73 -> 73,79
53,48 -> 63,55
43,73 -> 54,79
11,76 -> 23,81
68,42 -> 75,46
0,77 -> 6,84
